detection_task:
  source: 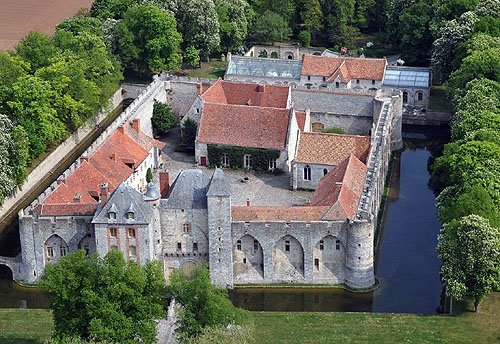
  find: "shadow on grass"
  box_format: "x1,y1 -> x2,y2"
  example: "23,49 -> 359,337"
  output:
0,334 -> 44,344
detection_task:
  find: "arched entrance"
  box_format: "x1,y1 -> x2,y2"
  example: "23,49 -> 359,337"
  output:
0,264 -> 13,280
181,261 -> 197,278
273,235 -> 304,281
313,235 -> 345,283
233,235 -> 264,282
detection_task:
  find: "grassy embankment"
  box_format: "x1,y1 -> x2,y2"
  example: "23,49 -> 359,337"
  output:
1,293 -> 499,344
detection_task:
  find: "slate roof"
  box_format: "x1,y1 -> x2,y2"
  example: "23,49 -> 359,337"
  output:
201,79 -> 289,108
37,127 -> 160,216
207,168 -> 231,197
296,132 -> 370,166
196,103 -> 291,150
92,182 -> 153,225
164,169 -> 209,209
301,55 -> 386,81
311,155 -> 367,220
231,206 -> 331,222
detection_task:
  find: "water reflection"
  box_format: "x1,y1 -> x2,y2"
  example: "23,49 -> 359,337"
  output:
229,288 -> 373,312
0,279 -> 50,309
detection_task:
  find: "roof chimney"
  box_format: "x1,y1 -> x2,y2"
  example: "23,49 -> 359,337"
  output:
118,126 -> 125,134
132,119 -> 140,133
111,153 -> 116,162
80,156 -> 89,164
73,193 -> 81,203
197,84 -> 203,95
257,85 -> 265,92
159,172 -> 170,198
100,183 -> 109,205
246,199 -> 251,207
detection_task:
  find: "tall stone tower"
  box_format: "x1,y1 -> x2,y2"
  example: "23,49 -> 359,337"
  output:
345,217 -> 375,289
206,168 -> 233,288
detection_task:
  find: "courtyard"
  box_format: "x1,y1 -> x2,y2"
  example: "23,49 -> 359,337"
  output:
159,127 -> 313,207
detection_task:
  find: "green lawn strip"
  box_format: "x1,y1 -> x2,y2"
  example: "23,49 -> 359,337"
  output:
185,59 -> 227,79
0,309 -> 53,344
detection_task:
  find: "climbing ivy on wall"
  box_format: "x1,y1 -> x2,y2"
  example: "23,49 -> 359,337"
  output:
207,144 -> 280,171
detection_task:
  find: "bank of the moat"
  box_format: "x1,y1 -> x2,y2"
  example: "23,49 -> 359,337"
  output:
0,126 -> 449,313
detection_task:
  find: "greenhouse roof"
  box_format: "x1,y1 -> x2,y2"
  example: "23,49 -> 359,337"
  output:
383,67 -> 430,88
226,56 -> 302,79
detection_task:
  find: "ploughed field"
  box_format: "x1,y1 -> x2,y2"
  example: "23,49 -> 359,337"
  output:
0,0 -> 94,51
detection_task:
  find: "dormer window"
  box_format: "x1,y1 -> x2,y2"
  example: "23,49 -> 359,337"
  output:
108,212 -> 116,220
127,212 -> 135,219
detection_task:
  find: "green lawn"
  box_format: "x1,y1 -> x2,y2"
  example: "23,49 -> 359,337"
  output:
428,85 -> 454,112
0,309 -> 53,344
184,58 -> 227,79
252,292 -> 500,344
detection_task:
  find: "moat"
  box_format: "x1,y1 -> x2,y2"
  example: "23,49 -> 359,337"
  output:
0,125 -> 449,314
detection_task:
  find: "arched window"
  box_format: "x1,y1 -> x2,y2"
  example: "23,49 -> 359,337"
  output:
304,165 -> 311,181
323,168 -> 328,176
271,51 -> 278,58
417,92 -> 423,101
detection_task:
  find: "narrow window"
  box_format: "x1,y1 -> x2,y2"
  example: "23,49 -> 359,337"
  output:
193,242 -> 198,252
60,246 -> 67,257
182,223 -> 190,234
418,92 -> 423,101
109,228 -> 117,238
253,240 -> 258,251
323,168 -> 328,176
268,158 -> 276,170
335,82 -> 340,88
84,245 -> 90,256
177,242 -> 182,251
285,240 -> 290,252
307,75 -> 311,81
314,258 -> 319,269
356,79 -> 360,85
128,228 -> 136,238
303,165 -> 311,181
319,240 -> 324,251
243,258 -> 247,264
244,155 -> 252,169
403,91 -> 408,104
336,240 -> 340,250
46,247 -> 54,259
237,240 -> 242,250
111,245 -> 118,251
372,80 -> 375,85
129,246 -> 136,259
322,76 -> 326,82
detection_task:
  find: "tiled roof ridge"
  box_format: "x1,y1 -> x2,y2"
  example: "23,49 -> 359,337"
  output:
293,88 -> 374,97
203,101 -> 292,111
307,55 -> 387,62
201,77 -> 223,96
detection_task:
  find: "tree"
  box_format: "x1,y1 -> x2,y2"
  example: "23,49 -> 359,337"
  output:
251,10 -> 291,43
56,17 -> 104,36
181,117 -> 197,147
386,0 -> 416,45
429,0 -> 478,38
298,31 -> 311,47
452,33 -> 500,72
41,250 -> 166,343
437,215 -> 500,313
15,31 -> 58,71
0,114 -> 14,205
354,0 -> 376,28
8,125 -> 30,187
398,0 -> 433,64
151,101 -> 176,135
168,265 -> 248,341
0,53 -> 29,88
451,110 -> 500,141
116,4 -> 182,75
177,0 -> 220,58
322,0 -> 359,46
301,0 -> 324,39
146,167 -> 153,183
184,46 -> 200,68
215,0 -> 249,52
90,0 -> 140,20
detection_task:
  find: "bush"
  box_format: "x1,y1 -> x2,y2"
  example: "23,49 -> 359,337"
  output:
146,167 -> 153,183
151,101 -> 176,135
298,31 -> 311,48
324,126 -> 346,134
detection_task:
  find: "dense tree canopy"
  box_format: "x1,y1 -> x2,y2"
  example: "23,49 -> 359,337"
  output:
251,10 -> 292,43
215,0 -> 249,52
41,250 -> 166,343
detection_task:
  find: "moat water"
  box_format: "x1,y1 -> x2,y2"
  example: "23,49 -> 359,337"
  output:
0,125 -> 449,313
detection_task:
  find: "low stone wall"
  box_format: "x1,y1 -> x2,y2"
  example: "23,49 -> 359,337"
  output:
402,110 -> 452,126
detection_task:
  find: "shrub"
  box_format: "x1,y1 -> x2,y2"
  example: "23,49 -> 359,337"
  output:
324,126 -> 346,134
184,46 -> 200,68
298,31 -> 311,47
151,101 -> 176,135
146,167 -> 153,183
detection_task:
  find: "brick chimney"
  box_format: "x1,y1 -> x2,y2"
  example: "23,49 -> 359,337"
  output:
159,172 -> 170,198
100,183 -> 109,205
246,199 -> 251,207
111,153 -> 116,162
80,156 -> 89,164
118,126 -> 125,134
132,119 -> 140,133
257,85 -> 265,92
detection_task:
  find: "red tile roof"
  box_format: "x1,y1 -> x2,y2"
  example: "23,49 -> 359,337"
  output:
197,103 -> 291,150
296,112 -> 306,131
231,206 -> 331,222
296,132 -> 370,166
37,128 -> 159,216
301,55 -> 386,81
311,155 -> 367,220
202,80 -> 289,108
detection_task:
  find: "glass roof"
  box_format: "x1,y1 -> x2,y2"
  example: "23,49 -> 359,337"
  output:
383,67 -> 430,88
226,56 -> 302,79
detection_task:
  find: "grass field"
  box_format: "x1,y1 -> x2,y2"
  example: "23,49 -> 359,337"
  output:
0,309 -> 53,344
2,293 -> 498,343
184,59 -> 227,79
